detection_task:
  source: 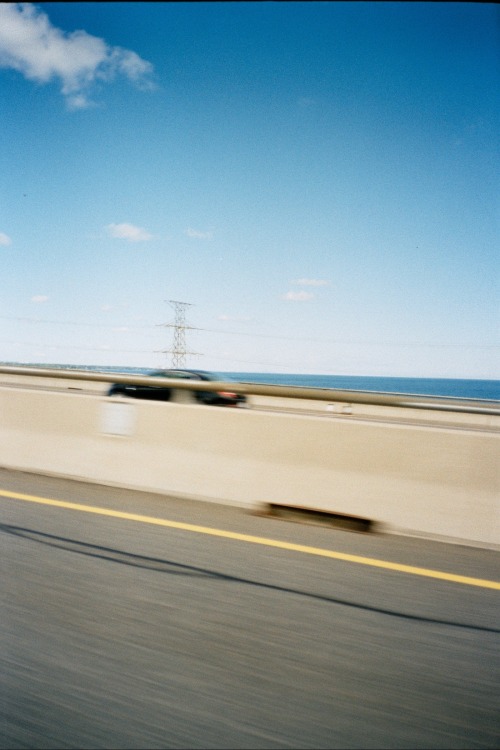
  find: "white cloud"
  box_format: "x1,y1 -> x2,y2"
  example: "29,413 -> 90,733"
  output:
106,223 -> 154,242
66,93 -> 92,111
292,278 -> 330,286
217,315 -> 253,322
282,291 -> 314,302
0,3 -> 155,109
31,295 -> 49,303
185,228 -> 213,239
0,232 -> 12,245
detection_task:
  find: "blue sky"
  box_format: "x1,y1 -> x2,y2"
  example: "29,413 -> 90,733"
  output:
1,1 -> 498,377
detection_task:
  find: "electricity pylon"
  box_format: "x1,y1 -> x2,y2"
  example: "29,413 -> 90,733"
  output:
156,300 -> 199,368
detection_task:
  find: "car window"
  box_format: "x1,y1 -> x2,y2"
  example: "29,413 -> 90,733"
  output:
206,372 -> 236,382
150,370 -> 198,380
148,370 -> 236,382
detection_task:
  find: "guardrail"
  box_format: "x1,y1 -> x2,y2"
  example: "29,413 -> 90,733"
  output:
1,365 -> 499,416
1,364 -> 498,548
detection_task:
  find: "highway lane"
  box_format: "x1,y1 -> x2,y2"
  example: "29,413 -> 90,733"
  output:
1,469 -> 499,749
3,379 -> 497,431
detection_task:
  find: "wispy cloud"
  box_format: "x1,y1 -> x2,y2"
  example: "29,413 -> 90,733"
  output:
283,278 -> 328,301
106,223 -> 154,242
292,278 -> 330,286
0,3 -> 155,110
31,295 -> 49,303
0,232 -> 12,246
185,228 -> 213,239
217,314 -> 253,322
282,291 -> 314,302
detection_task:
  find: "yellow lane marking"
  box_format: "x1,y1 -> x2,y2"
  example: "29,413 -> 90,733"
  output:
1,488 -> 499,590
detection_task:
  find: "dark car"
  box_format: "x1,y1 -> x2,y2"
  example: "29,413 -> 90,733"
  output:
107,369 -> 247,407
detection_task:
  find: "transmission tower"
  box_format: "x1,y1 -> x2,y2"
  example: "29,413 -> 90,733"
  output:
157,300 -> 199,368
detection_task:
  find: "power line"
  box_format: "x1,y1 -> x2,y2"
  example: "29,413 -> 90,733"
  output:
0,315 -> 154,330
2,340 -> 498,375
199,353 -> 311,370
0,315 -> 497,350
0,340 -> 154,353
199,328 -> 499,349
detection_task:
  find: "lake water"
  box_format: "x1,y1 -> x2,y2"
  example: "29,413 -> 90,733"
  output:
40,364 -> 499,401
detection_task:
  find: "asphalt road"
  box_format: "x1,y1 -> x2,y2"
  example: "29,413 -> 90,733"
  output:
1,468 -> 499,749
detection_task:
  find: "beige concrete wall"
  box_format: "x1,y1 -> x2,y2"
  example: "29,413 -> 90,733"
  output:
0,386 -> 498,548
247,394 -> 498,429
0,372 -> 108,394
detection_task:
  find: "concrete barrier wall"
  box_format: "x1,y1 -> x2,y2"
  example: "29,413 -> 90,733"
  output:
0,386 -> 498,548
0,372 -> 108,394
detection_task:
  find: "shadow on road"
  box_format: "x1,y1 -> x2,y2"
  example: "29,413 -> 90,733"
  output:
2,523 -> 498,634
